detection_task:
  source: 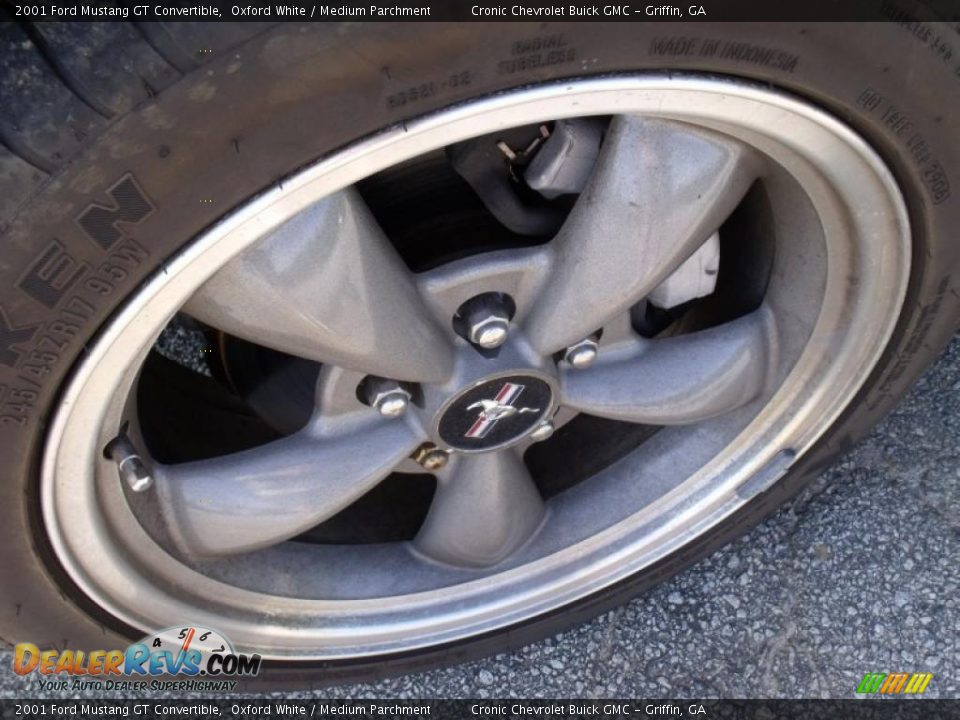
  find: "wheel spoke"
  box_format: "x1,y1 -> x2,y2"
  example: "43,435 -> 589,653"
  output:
184,188 -> 454,382
561,309 -> 776,424
524,115 -> 761,355
414,450 -> 545,568
154,419 -> 423,557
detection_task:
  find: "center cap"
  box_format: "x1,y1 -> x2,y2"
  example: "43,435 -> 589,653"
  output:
437,374 -> 554,452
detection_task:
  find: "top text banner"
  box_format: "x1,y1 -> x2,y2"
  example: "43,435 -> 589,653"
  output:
7,0 -> 958,22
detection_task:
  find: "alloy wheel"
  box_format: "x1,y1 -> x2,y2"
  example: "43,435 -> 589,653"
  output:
42,76 -> 909,658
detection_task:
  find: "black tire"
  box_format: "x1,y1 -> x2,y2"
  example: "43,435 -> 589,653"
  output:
1,18 -> 958,686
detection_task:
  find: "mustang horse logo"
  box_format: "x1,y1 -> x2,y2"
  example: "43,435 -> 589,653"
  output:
465,382 -> 540,439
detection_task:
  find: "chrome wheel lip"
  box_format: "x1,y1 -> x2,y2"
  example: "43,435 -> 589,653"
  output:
40,75 -> 910,659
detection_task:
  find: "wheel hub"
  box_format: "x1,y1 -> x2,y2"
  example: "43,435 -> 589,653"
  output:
436,372 -> 554,452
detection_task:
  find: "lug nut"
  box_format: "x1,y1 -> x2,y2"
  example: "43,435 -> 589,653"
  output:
564,337 -> 599,369
413,444 -> 450,471
374,390 -> 410,418
420,450 -> 450,471
459,294 -> 514,350
470,317 -> 509,349
362,378 -> 412,418
105,435 -> 152,493
530,420 -> 555,442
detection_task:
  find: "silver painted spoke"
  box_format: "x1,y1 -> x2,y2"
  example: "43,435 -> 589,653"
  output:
525,115 -> 761,355
561,309 -> 775,424
154,419 -> 423,558
185,188 -> 454,382
414,450 -> 545,568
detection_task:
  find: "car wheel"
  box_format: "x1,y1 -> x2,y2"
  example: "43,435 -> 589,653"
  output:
1,20 -> 957,686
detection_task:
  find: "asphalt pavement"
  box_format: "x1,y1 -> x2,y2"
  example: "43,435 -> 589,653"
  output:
2,334 -> 958,699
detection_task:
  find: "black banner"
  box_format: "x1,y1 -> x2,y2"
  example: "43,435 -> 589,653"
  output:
3,0 -> 959,22
2,700 -> 960,720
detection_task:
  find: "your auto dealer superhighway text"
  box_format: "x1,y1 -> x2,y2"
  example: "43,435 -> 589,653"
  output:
472,5 -> 706,16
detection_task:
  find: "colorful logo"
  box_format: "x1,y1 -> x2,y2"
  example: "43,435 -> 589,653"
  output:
13,625 -> 261,678
856,672 -> 933,695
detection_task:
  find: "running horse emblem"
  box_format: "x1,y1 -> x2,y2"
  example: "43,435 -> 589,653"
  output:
464,382 -> 540,439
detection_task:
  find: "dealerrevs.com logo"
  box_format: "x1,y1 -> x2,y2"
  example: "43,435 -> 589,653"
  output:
13,626 -> 261,692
